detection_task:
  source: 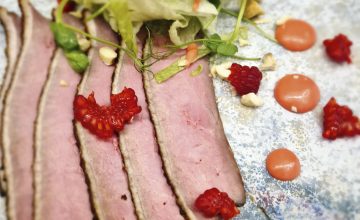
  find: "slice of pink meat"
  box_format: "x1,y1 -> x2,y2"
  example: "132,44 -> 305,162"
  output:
1,1 -> 56,219
33,14 -> 93,220
74,16 -> 136,220
112,39 -> 183,220
0,8 -> 22,193
143,37 -> 245,220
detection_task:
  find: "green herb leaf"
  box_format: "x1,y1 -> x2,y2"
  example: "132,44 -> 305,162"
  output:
50,22 -> 79,51
65,50 -> 89,74
204,34 -> 222,52
217,43 -> 238,56
190,65 -> 203,77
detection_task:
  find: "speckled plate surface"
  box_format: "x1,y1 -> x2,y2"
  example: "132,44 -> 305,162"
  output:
0,0 -> 359,219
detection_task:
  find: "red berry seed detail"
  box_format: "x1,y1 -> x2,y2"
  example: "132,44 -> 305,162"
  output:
323,34 -> 353,64
74,88 -> 142,139
323,97 -> 360,140
195,188 -> 240,220
57,0 -> 77,13
228,63 -> 263,96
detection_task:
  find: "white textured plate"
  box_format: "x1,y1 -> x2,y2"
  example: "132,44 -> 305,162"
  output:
0,0 -> 359,219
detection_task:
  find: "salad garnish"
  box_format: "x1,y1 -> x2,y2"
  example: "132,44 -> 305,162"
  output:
53,0 -> 278,81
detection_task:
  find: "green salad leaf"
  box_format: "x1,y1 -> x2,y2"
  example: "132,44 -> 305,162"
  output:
203,34 -> 238,56
169,17 -> 201,46
107,0 -> 137,54
76,0 -> 218,46
50,22 -> 79,51
216,43 -> 238,56
65,51 -> 90,74
203,34 -> 222,52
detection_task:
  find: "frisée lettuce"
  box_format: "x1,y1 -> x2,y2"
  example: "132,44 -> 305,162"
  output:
75,0 -> 219,53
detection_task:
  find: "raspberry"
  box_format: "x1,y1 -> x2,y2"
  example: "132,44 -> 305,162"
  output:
323,34 -> 352,64
322,97 -> 360,140
74,88 -> 141,139
195,188 -> 240,220
228,63 -> 262,96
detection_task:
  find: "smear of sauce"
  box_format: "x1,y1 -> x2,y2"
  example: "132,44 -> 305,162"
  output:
266,148 -> 301,181
274,74 -> 320,113
276,19 -> 316,51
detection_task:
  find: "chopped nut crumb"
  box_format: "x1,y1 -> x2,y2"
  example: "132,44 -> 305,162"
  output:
260,53 -> 276,71
214,62 -> 232,80
59,80 -> 69,87
240,93 -> 264,108
99,47 -> 118,66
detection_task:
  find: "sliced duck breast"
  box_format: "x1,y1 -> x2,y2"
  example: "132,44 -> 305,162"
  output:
112,40 -> 183,220
143,37 -> 245,219
74,16 -> 136,220
1,0 -> 56,219
0,8 -> 22,193
33,13 -> 93,220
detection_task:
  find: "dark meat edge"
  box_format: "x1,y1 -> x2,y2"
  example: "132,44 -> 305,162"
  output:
0,8 -> 22,195
72,17 -> 102,220
142,39 -> 246,220
111,42 -> 145,220
73,15 -> 136,220
1,1 -> 56,219
32,12 -> 94,220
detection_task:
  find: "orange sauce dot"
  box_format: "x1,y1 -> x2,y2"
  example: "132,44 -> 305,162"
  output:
274,74 -> 320,113
275,19 -> 316,51
266,148 -> 301,181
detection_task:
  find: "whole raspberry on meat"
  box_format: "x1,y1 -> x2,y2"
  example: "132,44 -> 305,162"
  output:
322,97 -> 360,140
228,63 -> 263,96
195,188 -> 240,220
323,34 -> 353,64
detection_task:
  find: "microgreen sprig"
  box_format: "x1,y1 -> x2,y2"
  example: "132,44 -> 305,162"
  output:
163,35 -> 260,61
228,0 -> 247,43
220,8 -> 278,43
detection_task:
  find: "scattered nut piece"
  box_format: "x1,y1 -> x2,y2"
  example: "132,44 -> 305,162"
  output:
210,65 -> 217,77
214,62 -> 233,79
260,53 -> 276,71
59,80 -> 69,87
99,47 -> 117,66
240,93 -> 264,108
78,37 -> 91,51
244,0 -> 264,19
276,16 -> 292,26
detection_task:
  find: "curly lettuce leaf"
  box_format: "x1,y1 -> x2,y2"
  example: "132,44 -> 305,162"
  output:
76,0 -> 219,45
107,0 -> 137,54
169,17 -> 201,46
